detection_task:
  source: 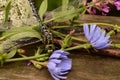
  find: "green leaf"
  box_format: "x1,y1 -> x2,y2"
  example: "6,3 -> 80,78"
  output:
39,0 -> 48,20
114,25 -> 120,32
61,35 -> 71,49
52,6 -> 76,22
62,0 -> 69,11
0,24 -> 8,32
106,30 -> 115,36
111,44 -> 120,49
35,47 -> 47,61
78,5 -> 87,17
35,47 -> 43,56
4,0 -> 11,23
1,30 -> 41,52
62,0 -> 69,6
52,6 -> 87,22
1,26 -> 36,39
0,53 -> 7,66
0,45 -> 4,53
5,49 -> 17,59
8,31 -> 41,41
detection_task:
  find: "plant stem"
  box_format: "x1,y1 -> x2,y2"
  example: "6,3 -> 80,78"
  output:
111,44 -> 120,49
5,54 -> 48,63
52,26 -> 71,29
51,22 -> 115,29
51,30 -> 86,42
64,43 -> 91,51
73,23 -> 115,27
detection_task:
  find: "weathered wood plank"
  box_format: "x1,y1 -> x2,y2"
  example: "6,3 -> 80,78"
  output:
78,15 -> 120,25
0,15 -> 120,80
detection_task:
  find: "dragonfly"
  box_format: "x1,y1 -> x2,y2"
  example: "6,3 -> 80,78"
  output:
0,0 -> 85,52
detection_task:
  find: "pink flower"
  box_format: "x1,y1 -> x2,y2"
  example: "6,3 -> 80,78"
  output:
113,0 -> 120,10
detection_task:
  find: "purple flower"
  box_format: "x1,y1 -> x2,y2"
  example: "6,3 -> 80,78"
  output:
47,50 -> 72,80
86,1 -> 110,15
113,0 -> 120,10
101,8 -> 109,15
83,24 -> 111,49
99,2 -> 110,15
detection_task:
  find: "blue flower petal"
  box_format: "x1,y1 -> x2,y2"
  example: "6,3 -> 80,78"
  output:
83,24 -> 90,40
47,62 -> 56,70
48,65 -> 67,80
50,53 -> 61,59
59,71 -> 68,75
56,50 -> 69,55
50,50 -> 69,59
57,59 -> 72,71
92,42 -> 108,49
96,43 -> 111,49
102,36 -> 110,42
90,26 -> 101,43
52,72 -> 67,80
83,24 -> 110,49
50,73 -> 60,80
89,24 -> 96,41
97,31 -> 106,41
54,67 -> 68,75
50,59 -> 61,64
92,31 -> 106,45
47,50 -> 72,80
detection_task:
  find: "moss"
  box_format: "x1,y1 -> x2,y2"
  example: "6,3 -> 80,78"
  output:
0,0 -> 37,27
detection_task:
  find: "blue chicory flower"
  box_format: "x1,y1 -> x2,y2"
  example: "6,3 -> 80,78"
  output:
113,0 -> 120,10
47,50 -> 72,80
83,24 -> 111,49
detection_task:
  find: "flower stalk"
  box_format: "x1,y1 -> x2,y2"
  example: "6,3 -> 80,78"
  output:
111,44 -> 120,49
4,54 -> 48,63
51,30 -> 86,42
64,43 -> 91,51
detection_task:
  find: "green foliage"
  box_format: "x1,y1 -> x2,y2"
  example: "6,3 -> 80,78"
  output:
1,31 -> 41,50
1,26 -> 38,39
47,0 -> 62,11
0,24 -> 8,32
48,0 -> 86,22
106,30 -> 115,36
35,47 -> 43,60
113,25 -> 120,32
2,0 -> 11,32
5,49 -> 17,59
51,5 -> 87,22
0,53 -> 7,65
8,29 -> 41,41
111,44 -> 120,49
61,34 -> 71,49
39,0 -> 48,20
0,26 -> 41,52
62,0 -> 69,6
4,0 -> 11,23
62,0 -> 69,10
35,47 -> 48,61
35,0 -> 74,11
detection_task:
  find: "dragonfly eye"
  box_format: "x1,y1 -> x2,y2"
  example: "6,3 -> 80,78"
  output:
41,26 -> 47,29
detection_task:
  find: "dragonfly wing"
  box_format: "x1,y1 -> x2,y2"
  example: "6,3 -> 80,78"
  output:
2,37 -> 42,52
48,0 -> 85,22
0,23 -> 8,32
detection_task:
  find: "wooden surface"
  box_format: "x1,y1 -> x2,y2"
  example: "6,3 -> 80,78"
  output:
79,15 -> 120,25
0,15 -> 120,80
